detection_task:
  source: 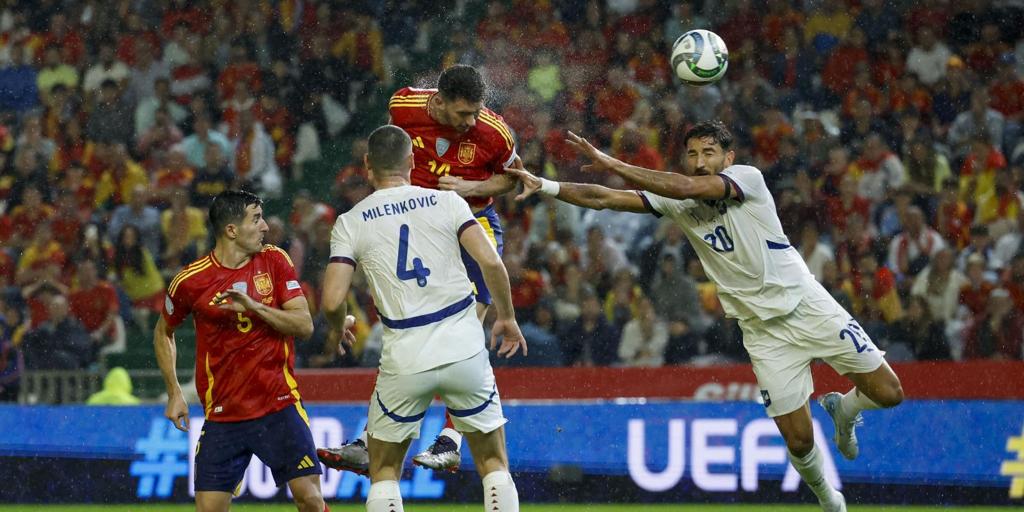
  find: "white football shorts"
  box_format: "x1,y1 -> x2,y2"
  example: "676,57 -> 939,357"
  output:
367,348 -> 506,442
739,279 -> 886,418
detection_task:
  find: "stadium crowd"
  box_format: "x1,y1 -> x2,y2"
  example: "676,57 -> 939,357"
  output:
1,0 -> 1024,401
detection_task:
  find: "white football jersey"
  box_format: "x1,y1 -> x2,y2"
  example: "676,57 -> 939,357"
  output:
330,185 -> 483,375
639,165 -> 813,321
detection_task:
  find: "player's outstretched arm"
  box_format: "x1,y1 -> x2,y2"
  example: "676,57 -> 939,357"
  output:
320,262 -> 357,355
459,223 -> 527,358
505,167 -> 648,213
565,132 -> 729,201
438,173 -> 517,198
153,315 -> 189,432
215,289 -> 314,339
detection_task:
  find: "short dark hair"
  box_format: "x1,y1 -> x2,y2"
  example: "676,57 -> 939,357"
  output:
209,190 -> 262,236
437,65 -> 485,103
366,125 -> 412,175
683,120 -> 734,151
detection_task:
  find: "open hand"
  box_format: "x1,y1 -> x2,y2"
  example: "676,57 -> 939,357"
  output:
566,131 -> 618,173
490,318 -> 528,358
504,168 -> 542,201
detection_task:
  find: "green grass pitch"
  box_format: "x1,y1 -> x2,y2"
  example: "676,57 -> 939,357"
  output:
0,505 -> 1013,511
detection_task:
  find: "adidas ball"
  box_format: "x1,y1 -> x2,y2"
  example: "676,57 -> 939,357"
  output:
671,29 -> 729,86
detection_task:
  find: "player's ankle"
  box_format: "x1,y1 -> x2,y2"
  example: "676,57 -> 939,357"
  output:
367,480 -> 403,512
439,427 -> 462,447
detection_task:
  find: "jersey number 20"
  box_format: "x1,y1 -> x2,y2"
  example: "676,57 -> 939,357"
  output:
704,225 -> 735,253
397,224 -> 431,287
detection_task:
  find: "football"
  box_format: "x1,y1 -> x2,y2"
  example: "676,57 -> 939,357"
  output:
671,29 -> 729,86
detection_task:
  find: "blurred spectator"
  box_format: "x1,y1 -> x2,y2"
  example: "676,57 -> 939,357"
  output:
618,295 -> 668,367
108,185 -> 161,258
963,288 -> 1023,360
507,255 -> 546,322
135,78 -> 187,142
126,39 -> 169,101
958,135 -> 1007,207
86,79 -> 134,146
821,28 -> 869,102
888,206 -> 946,278
851,133 -> 906,207
561,291 -> 619,367
86,367 -> 140,405
948,91 -> 1005,158
36,44 -> 79,102
603,268 -> 643,329
68,259 -> 125,357
190,143 -> 235,208
935,178 -> 973,250
22,294 -> 93,370
798,223 -> 834,282
903,136 -> 951,208
910,248 -> 967,328
152,149 -> 196,201
231,110 -> 282,198
8,186 -> 54,250
160,189 -> 207,269
15,223 -> 65,287
887,295 -> 950,361
848,252 -> 903,327
82,40 -> 129,100
989,53 -> 1023,150
181,115 -> 232,170
138,109 -> 186,170
975,166 -> 1022,230
113,224 -> 165,328
990,208 -> 1024,271
905,27 -> 951,86
649,253 -> 707,362
0,43 -> 39,115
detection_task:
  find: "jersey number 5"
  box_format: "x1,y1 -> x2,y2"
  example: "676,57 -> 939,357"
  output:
397,224 -> 431,287
236,312 -> 253,333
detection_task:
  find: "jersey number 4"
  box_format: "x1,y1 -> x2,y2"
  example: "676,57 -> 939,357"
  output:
704,225 -> 735,253
397,224 -> 431,287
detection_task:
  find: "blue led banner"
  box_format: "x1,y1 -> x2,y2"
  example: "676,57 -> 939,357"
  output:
0,401 -> 1021,502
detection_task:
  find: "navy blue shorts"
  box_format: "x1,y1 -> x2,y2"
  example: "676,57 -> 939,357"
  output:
194,403 -> 321,492
460,204 -> 504,305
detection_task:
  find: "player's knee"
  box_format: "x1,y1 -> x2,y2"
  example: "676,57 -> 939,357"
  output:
877,380 -> 904,408
783,430 -> 815,457
293,490 -> 325,512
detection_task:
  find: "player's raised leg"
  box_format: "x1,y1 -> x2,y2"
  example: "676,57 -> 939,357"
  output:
773,404 -> 846,512
412,412 -> 463,471
820,360 -> 903,460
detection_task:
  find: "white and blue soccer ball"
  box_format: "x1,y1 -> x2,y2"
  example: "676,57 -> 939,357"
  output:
671,29 -> 729,86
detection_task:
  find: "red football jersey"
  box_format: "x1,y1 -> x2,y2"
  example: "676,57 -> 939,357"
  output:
162,245 -> 306,422
388,87 -> 517,209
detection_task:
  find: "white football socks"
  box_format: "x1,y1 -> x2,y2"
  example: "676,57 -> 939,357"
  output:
840,388 -> 881,419
788,445 -> 839,504
482,470 -> 519,512
440,427 -> 463,447
366,480 -> 403,512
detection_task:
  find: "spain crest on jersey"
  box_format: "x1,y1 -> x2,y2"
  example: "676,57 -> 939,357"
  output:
458,142 -> 476,164
254,273 -> 273,296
